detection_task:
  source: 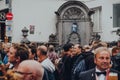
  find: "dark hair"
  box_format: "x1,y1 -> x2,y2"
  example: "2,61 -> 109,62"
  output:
40,49 -> 47,55
63,43 -> 73,52
112,46 -> 120,54
28,45 -> 36,55
12,43 -> 29,62
77,45 -> 82,49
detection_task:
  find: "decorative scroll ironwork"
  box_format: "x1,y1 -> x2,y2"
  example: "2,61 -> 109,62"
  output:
62,7 -> 85,20
67,32 -> 81,44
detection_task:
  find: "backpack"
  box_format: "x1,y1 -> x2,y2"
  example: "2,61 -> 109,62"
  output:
71,54 -> 86,80
43,68 -> 56,80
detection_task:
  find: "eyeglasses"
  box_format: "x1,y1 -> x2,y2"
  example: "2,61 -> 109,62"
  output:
14,70 -> 41,77
14,71 -> 32,75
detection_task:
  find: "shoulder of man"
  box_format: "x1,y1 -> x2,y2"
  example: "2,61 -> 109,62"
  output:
79,68 -> 95,75
78,68 -> 95,80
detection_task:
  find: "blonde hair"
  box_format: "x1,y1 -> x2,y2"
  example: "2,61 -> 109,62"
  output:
94,47 -> 110,57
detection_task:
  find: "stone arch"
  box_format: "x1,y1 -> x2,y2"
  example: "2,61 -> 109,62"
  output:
57,1 -> 89,16
55,1 -> 93,45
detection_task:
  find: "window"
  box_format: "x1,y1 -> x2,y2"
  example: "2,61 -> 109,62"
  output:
5,0 -> 9,4
91,6 -> 102,32
113,4 -> 120,27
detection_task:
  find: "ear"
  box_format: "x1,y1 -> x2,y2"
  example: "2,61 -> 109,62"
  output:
94,58 -> 96,64
16,57 -> 20,62
33,53 -> 35,56
32,54 -> 35,58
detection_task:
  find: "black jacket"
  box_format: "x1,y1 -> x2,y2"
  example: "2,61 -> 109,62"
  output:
78,68 -> 120,80
82,51 -> 95,70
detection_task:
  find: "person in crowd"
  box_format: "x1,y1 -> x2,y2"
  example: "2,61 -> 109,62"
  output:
28,45 -> 37,60
83,41 -> 108,71
14,60 -> 44,80
83,45 -> 91,52
3,43 -> 11,65
72,44 -> 83,57
19,43 -> 29,50
0,43 -> 11,77
37,45 -> 55,80
57,43 -> 74,80
47,45 -> 58,64
91,41 -> 108,52
72,43 -> 95,80
1,43 -> 11,76
30,42 -> 38,48
111,46 -> 120,56
117,40 -> 120,48
78,47 -> 120,80
0,42 -> 6,62
111,46 -> 120,72
71,44 -> 86,80
7,43 -> 29,70
90,40 -> 101,50
82,45 -> 95,71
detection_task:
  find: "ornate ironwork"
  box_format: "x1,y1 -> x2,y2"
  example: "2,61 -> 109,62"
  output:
21,27 -> 30,44
67,32 -> 81,44
48,33 -> 58,46
62,7 -> 85,20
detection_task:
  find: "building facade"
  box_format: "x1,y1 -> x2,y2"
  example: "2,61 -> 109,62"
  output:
0,0 -> 120,45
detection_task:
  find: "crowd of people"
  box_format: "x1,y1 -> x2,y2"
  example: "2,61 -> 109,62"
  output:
0,40 -> 120,80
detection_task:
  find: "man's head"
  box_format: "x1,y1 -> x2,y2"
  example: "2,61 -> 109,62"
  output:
7,43 -> 29,65
94,47 -> 111,71
74,44 -> 82,54
15,60 -> 44,80
117,40 -> 120,47
72,44 -> 82,56
37,45 -> 48,62
62,43 -> 74,56
28,45 -> 37,60
48,45 -> 55,52
83,45 -> 91,52
112,46 -> 120,56
37,45 -> 47,56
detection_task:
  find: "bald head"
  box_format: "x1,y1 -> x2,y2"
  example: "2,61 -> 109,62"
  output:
16,60 -> 44,80
37,45 -> 48,55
